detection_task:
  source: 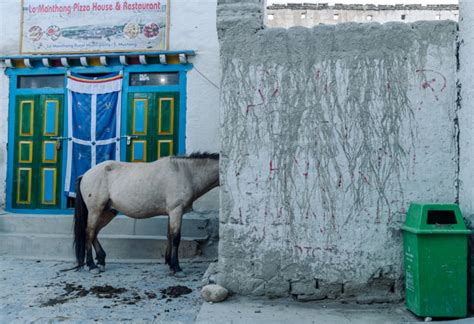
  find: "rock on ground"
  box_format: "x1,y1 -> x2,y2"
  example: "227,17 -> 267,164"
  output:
201,284 -> 229,302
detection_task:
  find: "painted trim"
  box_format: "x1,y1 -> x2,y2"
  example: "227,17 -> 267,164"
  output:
158,97 -> 174,135
128,85 -> 180,93
18,141 -> 33,163
16,167 -> 32,204
120,71 -> 129,162
1,50 -> 196,60
19,100 -> 34,136
6,75 -> 17,210
178,71 -> 187,155
61,73 -> 69,209
43,141 -> 57,163
6,64 -> 192,76
41,168 -> 57,205
132,99 -> 148,135
4,208 -> 75,215
43,100 -> 59,136
131,140 -> 147,162
158,140 -> 173,159
16,88 -> 64,95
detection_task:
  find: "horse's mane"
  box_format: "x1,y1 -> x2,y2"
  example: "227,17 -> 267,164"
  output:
175,152 -> 219,160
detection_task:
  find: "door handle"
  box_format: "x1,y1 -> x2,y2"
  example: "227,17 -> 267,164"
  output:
120,135 -> 138,145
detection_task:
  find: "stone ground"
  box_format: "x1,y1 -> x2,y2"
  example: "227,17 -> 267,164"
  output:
197,297 -> 474,324
0,258 -> 209,323
1,258 -> 472,323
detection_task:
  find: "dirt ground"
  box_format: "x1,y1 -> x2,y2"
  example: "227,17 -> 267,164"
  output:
0,258 -> 209,323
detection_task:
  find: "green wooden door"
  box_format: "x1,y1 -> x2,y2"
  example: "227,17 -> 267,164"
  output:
13,95 -> 64,209
126,92 -> 179,162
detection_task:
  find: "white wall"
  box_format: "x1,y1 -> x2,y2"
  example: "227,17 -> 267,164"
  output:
170,0 -> 221,153
0,0 -> 14,208
266,8 -> 459,28
0,0 -> 221,209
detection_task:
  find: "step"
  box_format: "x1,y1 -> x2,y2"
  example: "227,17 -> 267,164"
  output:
0,211 -> 210,261
0,212 -> 209,238
0,233 -> 201,261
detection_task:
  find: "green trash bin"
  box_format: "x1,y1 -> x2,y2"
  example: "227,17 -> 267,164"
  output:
402,203 -> 471,318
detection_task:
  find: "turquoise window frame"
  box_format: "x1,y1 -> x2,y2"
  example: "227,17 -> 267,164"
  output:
5,63 -> 191,213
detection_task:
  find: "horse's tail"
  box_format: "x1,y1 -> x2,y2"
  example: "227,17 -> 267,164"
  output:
73,176 -> 88,267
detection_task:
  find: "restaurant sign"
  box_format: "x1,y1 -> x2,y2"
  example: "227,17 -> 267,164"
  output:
21,0 -> 169,54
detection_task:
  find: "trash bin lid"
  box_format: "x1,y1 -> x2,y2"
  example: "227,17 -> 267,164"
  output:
401,203 -> 471,234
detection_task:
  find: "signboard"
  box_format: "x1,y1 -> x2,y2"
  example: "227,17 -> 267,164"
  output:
21,0 -> 169,54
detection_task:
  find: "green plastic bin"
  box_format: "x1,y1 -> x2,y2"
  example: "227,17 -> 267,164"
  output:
402,203 -> 470,318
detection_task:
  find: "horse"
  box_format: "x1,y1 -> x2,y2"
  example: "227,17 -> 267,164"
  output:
73,152 -> 219,276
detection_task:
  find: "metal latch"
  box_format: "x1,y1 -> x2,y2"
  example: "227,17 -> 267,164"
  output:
120,135 -> 138,145
49,136 -> 68,150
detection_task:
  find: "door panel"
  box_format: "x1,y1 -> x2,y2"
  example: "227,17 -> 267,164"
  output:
127,92 -> 179,162
13,95 -> 64,209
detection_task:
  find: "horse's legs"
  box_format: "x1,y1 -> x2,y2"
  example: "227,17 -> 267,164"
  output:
168,206 -> 183,274
85,210 -> 102,274
92,209 -> 117,272
165,217 -> 172,266
85,233 -> 98,273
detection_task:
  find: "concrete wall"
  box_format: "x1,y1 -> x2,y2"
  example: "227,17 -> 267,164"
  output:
217,0 -> 458,301
266,5 -> 459,28
0,0 -> 220,210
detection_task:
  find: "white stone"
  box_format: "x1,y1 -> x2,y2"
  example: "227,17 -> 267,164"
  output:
201,284 -> 229,303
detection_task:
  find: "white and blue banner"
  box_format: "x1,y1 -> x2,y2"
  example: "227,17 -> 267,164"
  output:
65,72 -> 122,196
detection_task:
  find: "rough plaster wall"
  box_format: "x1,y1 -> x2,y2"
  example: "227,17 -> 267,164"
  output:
459,1 -> 474,220
217,1 -> 458,300
459,0 -> 474,310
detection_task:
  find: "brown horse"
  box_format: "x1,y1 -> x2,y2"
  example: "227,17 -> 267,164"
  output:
73,152 -> 219,275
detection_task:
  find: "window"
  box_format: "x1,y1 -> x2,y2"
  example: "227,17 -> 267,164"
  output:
267,14 -> 274,20
18,75 -> 63,88
129,73 -> 179,86
333,14 -> 339,20
366,15 -> 373,21
401,14 -> 406,20
301,13 -> 306,19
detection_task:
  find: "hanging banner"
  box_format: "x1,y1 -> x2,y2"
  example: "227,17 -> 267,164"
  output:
21,0 -> 169,54
64,72 -> 122,197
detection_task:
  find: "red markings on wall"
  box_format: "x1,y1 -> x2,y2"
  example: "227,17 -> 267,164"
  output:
245,104 -> 256,114
416,69 -> 447,102
294,245 -> 336,257
269,160 -> 279,172
239,208 -> 244,225
245,70 -> 280,116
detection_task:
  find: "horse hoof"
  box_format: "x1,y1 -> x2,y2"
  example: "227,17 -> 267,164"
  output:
89,267 -> 100,274
98,265 -> 105,272
174,271 -> 186,278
